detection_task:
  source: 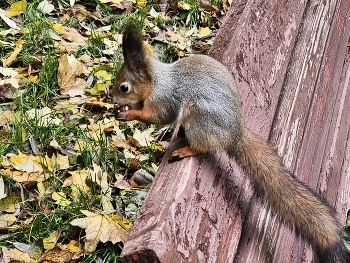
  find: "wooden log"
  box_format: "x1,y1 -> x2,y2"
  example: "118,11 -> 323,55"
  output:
121,135 -> 248,262
121,0 -> 350,262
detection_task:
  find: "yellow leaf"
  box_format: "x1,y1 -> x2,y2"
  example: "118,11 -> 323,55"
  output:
43,230 -> 61,250
28,75 -> 38,82
137,0 -> 147,7
0,195 -> 20,213
74,139 -> 92,151
52,192 -> 71,206
1,39 -> 25,67
70,210 -> 129,253
52,23 -> 67,35
66,241 -> 83,253
101,196 -> 113,211
110,214 -> 133,230
55,153 -> 70,170
37,181 -> 46,195
6,0 -> 27,17
67,170 -> 91,198
199,27 -> 212,35
178,1 -> 190,10
86,70 -> 112,95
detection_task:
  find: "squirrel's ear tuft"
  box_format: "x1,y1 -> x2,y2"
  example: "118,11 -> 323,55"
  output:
122,23 -> 148,79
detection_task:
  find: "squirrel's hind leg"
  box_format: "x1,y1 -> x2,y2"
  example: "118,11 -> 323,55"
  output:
168,127 -> 198,162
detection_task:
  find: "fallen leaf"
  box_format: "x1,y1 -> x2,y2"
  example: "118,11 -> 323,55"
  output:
103,38 -> 120,51
62,27 -> 86,43
133,128 -> 155,147
1,39 -> 25,67
0,67 -> 18,77
37,0 -> 54,14
57,54 -> 89,97
178,1 -> 190,10
99,0 -> 122,3
0,194 -> 20,213
0,214 -> 17,227
114,174 -> 131,190
52,192 -> 71,206
52,23 -> 67,35
55,153 -> 70,170
26,106 -> 61,126
0,169 -> 45,183
57,40 -> 83,53
0,9 -> 19,29
38,245 -> 80,263
149,7 -> 159,18
2,151 -> 53,173
90,162 -> 110,196
6,0 -> 27,17
70,210 -> 129,253
199,27 -> 212,35
8,248 -> 31,262
65,170 -> 90,198
43,230 -> 61,250
0,177 -> 7,199
85,70 -> 112,95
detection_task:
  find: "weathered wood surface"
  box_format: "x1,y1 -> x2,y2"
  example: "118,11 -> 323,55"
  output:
121,0 -> 350,262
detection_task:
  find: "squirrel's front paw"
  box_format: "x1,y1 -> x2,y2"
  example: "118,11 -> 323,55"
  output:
116,111 -> 128,120
116,105 -> 131,120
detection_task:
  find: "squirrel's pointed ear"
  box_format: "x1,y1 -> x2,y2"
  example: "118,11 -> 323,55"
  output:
122,23 -> 148,79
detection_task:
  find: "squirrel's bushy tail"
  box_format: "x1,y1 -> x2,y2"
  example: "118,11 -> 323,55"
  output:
229,132 -> 343,262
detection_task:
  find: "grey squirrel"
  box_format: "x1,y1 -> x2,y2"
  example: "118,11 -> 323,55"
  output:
110,23 -> 343,262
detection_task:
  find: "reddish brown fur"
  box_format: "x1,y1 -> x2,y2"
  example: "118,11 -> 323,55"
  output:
229,131 -> 342,261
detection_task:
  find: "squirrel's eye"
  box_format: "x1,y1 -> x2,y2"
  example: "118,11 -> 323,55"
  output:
119,83 -> 130,93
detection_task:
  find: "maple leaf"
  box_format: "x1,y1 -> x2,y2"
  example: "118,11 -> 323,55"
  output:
70,210 -> 129,253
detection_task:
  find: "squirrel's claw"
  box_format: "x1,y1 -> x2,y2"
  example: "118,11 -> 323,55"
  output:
169,146 -> 196,162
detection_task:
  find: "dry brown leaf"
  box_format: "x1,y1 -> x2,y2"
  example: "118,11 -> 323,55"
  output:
114,174 -> 130,189
57,40 -> 83,53
0,169 -> 45,183
8,248 -> 31,263
62,27 -> 86,43
57,54 -> 89,97
70,210 -> 129,253
38,246 -> 77,263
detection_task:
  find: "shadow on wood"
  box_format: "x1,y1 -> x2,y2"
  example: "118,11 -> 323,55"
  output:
121,0 -> 350,262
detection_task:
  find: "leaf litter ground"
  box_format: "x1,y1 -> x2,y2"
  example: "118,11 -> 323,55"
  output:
0,0 -> 229,262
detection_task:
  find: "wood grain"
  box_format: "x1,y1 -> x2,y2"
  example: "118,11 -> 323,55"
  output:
121,0 -> 350,262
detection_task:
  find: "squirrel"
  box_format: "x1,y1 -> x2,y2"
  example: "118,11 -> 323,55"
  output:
110,23 -> 343,262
